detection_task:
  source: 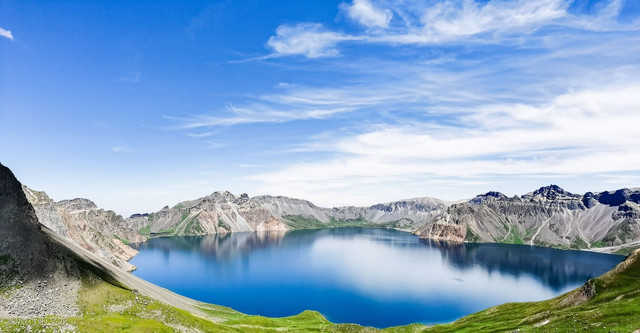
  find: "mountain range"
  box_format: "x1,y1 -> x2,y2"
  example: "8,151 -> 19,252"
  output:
22,182 -> 640,272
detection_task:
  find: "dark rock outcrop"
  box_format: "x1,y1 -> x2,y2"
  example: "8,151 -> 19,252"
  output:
0,163 -> 82,318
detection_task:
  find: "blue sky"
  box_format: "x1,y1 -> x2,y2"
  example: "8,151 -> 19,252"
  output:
1,0 -> 640,215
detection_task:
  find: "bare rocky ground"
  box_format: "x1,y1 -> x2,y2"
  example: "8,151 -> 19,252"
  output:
0,266 -> 80,318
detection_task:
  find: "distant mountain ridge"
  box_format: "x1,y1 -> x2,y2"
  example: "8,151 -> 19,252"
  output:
22,184 -> 640,273
418,185 -> 640,254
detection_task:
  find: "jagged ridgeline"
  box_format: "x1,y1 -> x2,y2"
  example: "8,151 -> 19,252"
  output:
24,180 -> 640,276
418,185 -> 640,254
25,187 -> 449,272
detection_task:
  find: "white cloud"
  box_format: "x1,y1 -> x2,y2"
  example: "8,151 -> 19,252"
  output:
418,0 -> 567,40
341,0 -> 393,28
248,85 -> 640,205
267,23 -> 357,58
266,0 -> 638,58
170,104 -> 355,128
0,27 -> 13,41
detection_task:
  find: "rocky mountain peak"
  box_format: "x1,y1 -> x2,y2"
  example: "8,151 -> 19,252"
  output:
525,185 -> 578,200
22,185 -> 54,205
234,193 -> 250,205
469,191 -> 507,205
206,191 -> 238,203
253,195 -> 321,209
57,198 -> 98,211
597,188 -> 640,207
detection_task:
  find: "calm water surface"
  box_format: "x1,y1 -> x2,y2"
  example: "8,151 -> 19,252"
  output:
130,228 -> 622,328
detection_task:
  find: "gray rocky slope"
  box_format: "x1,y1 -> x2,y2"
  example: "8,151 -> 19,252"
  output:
417,185 -> 640,254
23,186 -> 143,272
0,163 -> 82,319
0,162 -> 218,321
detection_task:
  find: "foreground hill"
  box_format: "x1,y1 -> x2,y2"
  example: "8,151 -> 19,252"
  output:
418,185 -> 640,255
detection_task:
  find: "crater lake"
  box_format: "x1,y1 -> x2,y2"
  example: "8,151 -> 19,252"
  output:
130,227 -> 623,328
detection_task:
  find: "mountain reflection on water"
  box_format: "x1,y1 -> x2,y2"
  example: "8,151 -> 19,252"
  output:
130,227 -> 622,328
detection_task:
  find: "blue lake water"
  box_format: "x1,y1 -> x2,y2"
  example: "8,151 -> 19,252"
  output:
130,227 -> 623,328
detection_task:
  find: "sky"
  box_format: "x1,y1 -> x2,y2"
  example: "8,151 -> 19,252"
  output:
1,0 -> 640,216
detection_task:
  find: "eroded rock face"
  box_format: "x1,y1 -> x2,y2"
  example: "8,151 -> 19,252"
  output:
129,191 -> 290,237
418,185 -> 640,252
254,195 -> 448,230
23,186 -> 143,271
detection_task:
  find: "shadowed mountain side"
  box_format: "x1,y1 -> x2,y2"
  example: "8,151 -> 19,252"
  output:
0,163 -> 211,319
0,163 -> 83,318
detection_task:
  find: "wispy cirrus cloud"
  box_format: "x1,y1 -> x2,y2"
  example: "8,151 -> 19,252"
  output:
0,27 -> 13,41
266,0 -> 637,58
169,104 -> 355,128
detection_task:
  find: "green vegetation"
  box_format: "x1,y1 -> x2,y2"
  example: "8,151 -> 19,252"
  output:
281,215 -> 331,229
281,215 -> 411,230
615,244 -> 640,256
500,227 -> 525,245
113,235 -> 130,245
180,212 -> 203,235
154,225 -> 177,236
571,236 -> 589,249
465,226 -> 482,242
137,225 -> 151,236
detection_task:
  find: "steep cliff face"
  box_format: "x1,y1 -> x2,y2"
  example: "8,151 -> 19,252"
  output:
0,164 -> 82,318
418,185 -> 640,253
23,186 -> 143,272
254,195 -> 448,230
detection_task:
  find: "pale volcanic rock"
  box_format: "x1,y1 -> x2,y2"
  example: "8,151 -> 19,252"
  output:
418,185 -> 640,253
